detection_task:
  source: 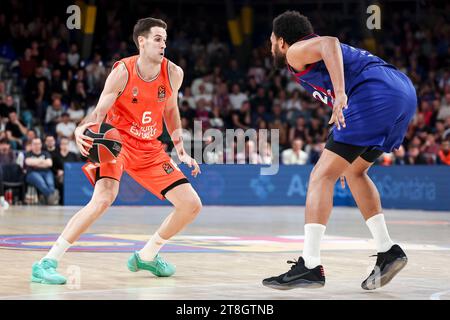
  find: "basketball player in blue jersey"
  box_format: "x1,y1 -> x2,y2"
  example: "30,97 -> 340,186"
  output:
262,11 -> 415,290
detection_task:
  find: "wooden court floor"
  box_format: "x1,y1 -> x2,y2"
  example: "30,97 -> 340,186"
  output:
0,205 -> 449,300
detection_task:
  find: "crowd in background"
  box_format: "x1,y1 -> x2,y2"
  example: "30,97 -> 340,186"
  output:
0,1 -> 449,205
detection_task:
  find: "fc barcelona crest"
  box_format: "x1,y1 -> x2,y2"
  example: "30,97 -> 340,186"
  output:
158,85 -> 166,102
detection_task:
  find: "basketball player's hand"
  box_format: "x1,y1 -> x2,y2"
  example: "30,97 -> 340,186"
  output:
75,122 -> 96,157
177,150 -> 201,177
329,93 -> 348,130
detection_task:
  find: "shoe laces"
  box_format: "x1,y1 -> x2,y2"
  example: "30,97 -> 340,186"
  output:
155,257 -> 168,269
286,259 -> 300,274
41,260 -> 57,273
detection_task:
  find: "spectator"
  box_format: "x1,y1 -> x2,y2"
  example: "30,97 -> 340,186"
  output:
232,101 -> 251,130
393,145 -> 407,165
0,138 -> 18,210
437,93 -> 450,120
289,117 -> 307,142
259,141 -> 273,165
224,59 -> 245,86
282,138 -> 308,165
236,140 -> 260,164
56,112 -> 76,139
209,106 -> 225,130
86,53 -> 106,94
5,111 -> 27,149
53,137 -> 80,204
180,87 -> 197,110
67,43 -> 80,68
24,138 -> 59,205
66,101 -> 85,124
421,133 -> 440,164
195,100 -> 212,130
438,140 -> 450,165
44,135 -> 59,169
19,48 -> 37,79
45,98 -> 64,134
194,84 -> 213,109
229,84 -> 248,111
203,136 -> 222,164
405,144 -> 427,165
179,101 -> 196,123
250,87 -> 270,113
0,95 -> 16,118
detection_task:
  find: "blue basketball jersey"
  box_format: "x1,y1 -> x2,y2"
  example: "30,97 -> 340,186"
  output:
288,34 -> 395,107
287,34 -> 417,152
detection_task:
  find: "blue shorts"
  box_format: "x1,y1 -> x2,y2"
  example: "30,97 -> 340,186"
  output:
332,66 -> 417,153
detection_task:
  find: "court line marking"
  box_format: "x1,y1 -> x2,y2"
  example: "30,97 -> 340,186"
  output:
430,289 -> 450,300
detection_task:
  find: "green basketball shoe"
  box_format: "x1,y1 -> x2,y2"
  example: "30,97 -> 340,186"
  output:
127,252 -> 176,277
31,258 -> 67,285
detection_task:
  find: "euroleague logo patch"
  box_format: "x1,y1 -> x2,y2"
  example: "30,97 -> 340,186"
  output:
157,85 -> 166,102
162,161 -> 174,174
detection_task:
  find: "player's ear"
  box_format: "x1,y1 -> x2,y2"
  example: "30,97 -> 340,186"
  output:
279,37 -> 287,50
137,35 -> 146,49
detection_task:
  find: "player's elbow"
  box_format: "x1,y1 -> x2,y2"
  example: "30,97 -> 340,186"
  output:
321,36 -> 339,48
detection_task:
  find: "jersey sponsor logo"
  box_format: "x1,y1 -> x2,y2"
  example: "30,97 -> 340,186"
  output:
129,122 -> 158,139
158,85 -> 166,102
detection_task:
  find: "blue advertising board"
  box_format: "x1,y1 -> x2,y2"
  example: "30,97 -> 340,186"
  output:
64,163 -> 450,211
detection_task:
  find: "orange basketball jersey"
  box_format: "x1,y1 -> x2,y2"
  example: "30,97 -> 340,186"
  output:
106,55 -> 173,144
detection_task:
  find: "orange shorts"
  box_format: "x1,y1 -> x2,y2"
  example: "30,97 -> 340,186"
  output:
82,137 -> 188,200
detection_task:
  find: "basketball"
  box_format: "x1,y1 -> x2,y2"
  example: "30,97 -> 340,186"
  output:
83,123 -> 122,163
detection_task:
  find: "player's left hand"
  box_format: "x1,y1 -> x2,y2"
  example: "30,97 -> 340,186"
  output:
177,150 -> 201,177
329,93 -> 348,130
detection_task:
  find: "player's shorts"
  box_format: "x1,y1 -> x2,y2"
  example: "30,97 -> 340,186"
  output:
332,65 -> 417,153
325,132 -> 384,164
82,137 -> 188,200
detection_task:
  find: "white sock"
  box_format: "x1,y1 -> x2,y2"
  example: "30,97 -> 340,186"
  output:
138,232 -> 168,261
303,223 -> 326,269
366,213 -> 395,253
42,236 -> 71,262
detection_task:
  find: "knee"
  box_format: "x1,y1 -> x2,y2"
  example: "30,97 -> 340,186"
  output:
179,195 -> 202,218
309,165 -> 340,184
93,192 -> 116,213
344,167 -> 368,181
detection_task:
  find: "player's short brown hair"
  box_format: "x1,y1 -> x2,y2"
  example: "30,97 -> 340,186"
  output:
133,17 -> 167,50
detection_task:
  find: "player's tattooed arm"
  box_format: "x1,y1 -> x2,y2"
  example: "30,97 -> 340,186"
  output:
74,63 -> 128,156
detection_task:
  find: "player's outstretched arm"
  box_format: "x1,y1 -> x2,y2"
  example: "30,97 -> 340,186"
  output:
286,36 -> 347,129
164,62 -> 201,177
74,63 -> 128,156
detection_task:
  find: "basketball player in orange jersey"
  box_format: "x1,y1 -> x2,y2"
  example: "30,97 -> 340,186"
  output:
31,18 -> 202,284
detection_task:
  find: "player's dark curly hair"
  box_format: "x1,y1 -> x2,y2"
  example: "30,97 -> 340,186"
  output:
272,11 -> 314,45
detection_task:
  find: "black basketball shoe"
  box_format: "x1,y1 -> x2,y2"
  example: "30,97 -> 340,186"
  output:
362,244 -> 408,290
262,257 -> 325,290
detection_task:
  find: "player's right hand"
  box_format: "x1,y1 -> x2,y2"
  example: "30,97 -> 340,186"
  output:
74,122 -> 96,157
329,93 -> 348,130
